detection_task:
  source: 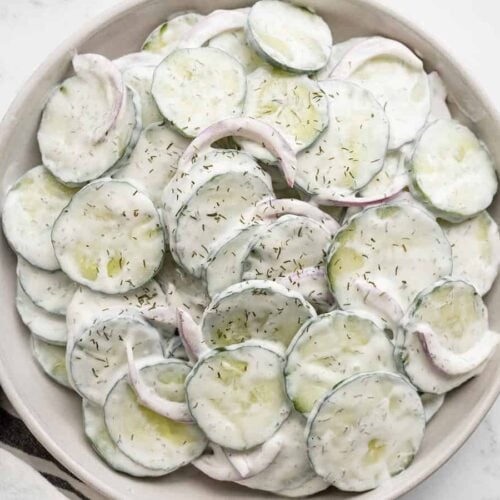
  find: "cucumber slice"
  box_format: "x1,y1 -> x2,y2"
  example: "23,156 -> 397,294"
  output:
178,9 -> 248,49
104,370 -> 207,472
441,211 -> 500,295
205,225 -> 264,298
82,399 -> 166,477
331,37 -> 431,149
17,257 -> 76,315
236,411 -> 319,492
428,71 -> 451,121
2,166 -> 79,271
420,393 -> 445,423
156,253 -> 209,324
194,433 -> 282,481
241,215 -> 332,282
38,54 -> 137,185
306,372 -> 425,492
113,122 -> 189,207
295,80 -> 389,201
69,314 -> 164,405
315,37 -> 367,80
171,152 -> 273,277
122,65 -> 163,127
192,444 -> 242,481
52,179 -> 165,294
247,0 -> 332,73
236,66 -> 329,161
185,342 -> 291,450
16,282 -> 67,345
276,267 -> 334,314
125,346 -> 193,422
142,12 -> 204,55
285,311 -> 397,414
152,47 -> 246,138
202,280 -> 316,350
400,280 -> 498,389
278,475 -> 330,497
358,148 -> 409,200
327,202 -> 452,322
209,29 -> 263,73
66,279 -> 167,348
410,119 -> 498,222
31,336 -> 70,388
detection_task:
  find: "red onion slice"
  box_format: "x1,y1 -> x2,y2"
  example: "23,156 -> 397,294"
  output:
125,342 -> 194,423
178,9 -> 249,49
414,323 -> 499,377
178,117 -> 297,187
73,54 -> 125,145
176,307 -> 208,362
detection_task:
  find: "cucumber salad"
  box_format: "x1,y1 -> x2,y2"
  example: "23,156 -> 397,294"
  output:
3,0 -> 500,495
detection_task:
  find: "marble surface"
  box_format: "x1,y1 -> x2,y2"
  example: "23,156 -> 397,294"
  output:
0,0 -> 499,499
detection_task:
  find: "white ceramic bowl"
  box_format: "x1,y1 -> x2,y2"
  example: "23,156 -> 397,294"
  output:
0,1 -> 499,498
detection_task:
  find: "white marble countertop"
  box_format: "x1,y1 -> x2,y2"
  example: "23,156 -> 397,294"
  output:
0,1 -> 499,499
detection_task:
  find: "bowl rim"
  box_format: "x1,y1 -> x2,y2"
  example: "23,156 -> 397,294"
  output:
0,0 -> 499,499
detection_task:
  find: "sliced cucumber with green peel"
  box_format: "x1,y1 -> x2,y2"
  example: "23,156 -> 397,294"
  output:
66,279 -> 167,350
278,475 -> 329,497
410,119 -> 498,222
295,80 -> 389,201
82,399 -> 166,476
247,0 -> 332,73
38,54 -> 137,185
241,215 -> 332,283
17,257 -> 76,316
185,342 -> 291,450
285,311 -> 397,414
204,224 -> 264,298
152,47 -> 246,138
236,411 -> 319,493
209,29 -> 263,74
420,392 -> 445,422
327,202 -> 452,322
104,369 -> 207,472
31,337 -> 71,388
113,122 -> 189,207
69,314 -> 164,405
156,253 -> 209,324
315,37 -> 367,80
170,152 -> 273,277
2,166 -> 79,271
331,37 -> 431,150
441,211 -> 500,295
400,279 -> 498,391
428,71 -> 451,121
142,12 -> 204,55
306,372 -> 425,492
202,280 -> 316,350
277,267 -> 334,314
52,179 -> 165,294
126,346 -> 193,422
16,282 -> 67,345
358,147 -> 409,200
237,66 -> 329,161
122,65 -> 163,127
